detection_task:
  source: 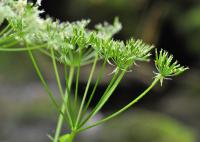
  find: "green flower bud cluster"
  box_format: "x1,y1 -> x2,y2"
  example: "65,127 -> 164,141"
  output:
155,49 -> 189,85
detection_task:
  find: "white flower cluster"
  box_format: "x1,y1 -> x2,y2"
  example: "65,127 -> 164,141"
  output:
0,0 -> 154,69
0,1 -> 15,24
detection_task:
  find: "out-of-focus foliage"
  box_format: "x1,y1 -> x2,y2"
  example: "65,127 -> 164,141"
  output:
67,0 -> 155,39
88,110 -> 197,142
178,6 -> 200,54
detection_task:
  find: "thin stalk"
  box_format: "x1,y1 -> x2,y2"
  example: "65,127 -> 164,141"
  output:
2,28 -> 13,37
39,49 -> 60,61
64,65 -> 68,92
75,54 -> 98,128
77,75 -> 161,132
0,24 -> 10,36
65,66 -> 75,122
83,60 -> 106,114
50,48 -> 64,100
78,68 -> 122,128
54,90 -> 73,142
27,48 -> 60,111
0,33 -> 16,44
54,117 -> 64,142
68,66 -> 75,89
27,45 -> 71,132
53,66 -> 75,142
74,66 -> 80,107
67,66 -> 75,124
101,68 -> 120,99
52,49 -> 75,142
0,44 -> 46,52
0,41 -> 17,48
74,49 -> 82,111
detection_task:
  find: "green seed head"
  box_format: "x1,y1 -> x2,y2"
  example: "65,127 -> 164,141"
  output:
155,49 -> 189,85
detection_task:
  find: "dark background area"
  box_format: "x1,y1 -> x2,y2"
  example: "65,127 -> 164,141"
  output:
0,0 -> 200,142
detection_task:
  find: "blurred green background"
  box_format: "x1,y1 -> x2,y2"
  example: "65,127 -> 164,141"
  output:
0,0 -> 200,141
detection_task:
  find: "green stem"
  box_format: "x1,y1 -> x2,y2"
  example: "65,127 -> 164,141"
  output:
54,116 -> 65,142
0,44 -> 46,52
50,48 -> 64,100
27,47 -> 60,111
54,66 -> 75,142
67,66 -> 75,125
64,65 -> 68,93
68,66 -> 75,89
78,68 -> 123,128
100,68 -> 120,99
83,60 -> 106,114
0,41 -> 17,48
75,54 -> 98,128
0,24 -> 10,36
54,90 -> 74,142
0,33 -> 16,44
74,49 -> 82,110
71,49 -> 83,123
2,28 -> 13,37
74,66 -> 80,105
25,43 -> 71,132
39,49 -> 60,61
77,75 -> 161,132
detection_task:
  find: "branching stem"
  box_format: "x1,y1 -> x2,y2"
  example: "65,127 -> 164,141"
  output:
78,68 -> 122,128
52,50 -> 74,142
75,54 -> 98,128
77,74 -> 161,132
83,60 -> 107,115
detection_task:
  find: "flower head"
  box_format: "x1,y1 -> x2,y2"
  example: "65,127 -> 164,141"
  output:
36,0 -> 42,6
0,0 -> 15,24
90,35 -> 153,70
155,49 -> 189,85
